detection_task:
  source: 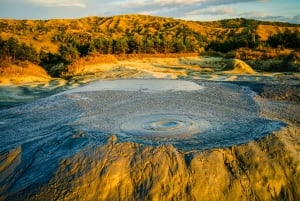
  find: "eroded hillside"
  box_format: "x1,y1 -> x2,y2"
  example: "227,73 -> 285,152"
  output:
1,15 -> 299,53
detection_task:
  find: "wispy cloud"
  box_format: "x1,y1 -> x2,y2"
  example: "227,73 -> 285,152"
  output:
237,11 -> 300,24
122,0 -> 268,8
187,7 -> 235,16
117,0 -> 268,18
238,11 -> 268,19
291,15 -> 300,24
1,0 -> 298,23
27,0 -> 86,8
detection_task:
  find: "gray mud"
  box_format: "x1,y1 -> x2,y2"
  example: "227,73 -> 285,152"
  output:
0,79 -> 291,199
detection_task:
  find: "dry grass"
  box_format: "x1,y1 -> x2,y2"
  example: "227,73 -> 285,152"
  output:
223,59 -> 256,74
0,61 -> 51,84
116,53 -> 199,60
63,54 -> 118,76
231,47 -> 294,60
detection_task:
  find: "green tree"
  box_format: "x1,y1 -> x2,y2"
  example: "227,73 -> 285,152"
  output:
172,37 -> 187,53
126,36 -> 138,54
59,44 -> 79,64
17,43 -> 40,64
113,38 -> 128,54
142,38 -> 154,53
6,37 -> 19,62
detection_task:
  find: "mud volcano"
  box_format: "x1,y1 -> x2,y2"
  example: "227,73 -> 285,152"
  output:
0,79 -> 289,200
1,80 -> 285,152
61,79 -> 284,150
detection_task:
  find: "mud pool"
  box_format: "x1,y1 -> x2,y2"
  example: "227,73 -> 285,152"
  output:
0,79 -> 287,198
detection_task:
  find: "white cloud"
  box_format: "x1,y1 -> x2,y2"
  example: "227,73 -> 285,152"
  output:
137,11 -> 153,15
27,0 -> 86,8
236,12 -> 300,24
238,11 -> 267,18
152,0 -> 205,6
117,0 -> 267,18
291,15 -> 300,24
1,0 -> 297,23
187,7 -> 235,16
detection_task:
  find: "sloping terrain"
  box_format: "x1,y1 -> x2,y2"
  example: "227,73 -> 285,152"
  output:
223,59 -> 256,74
1,15 -> 300,201
1,78 -> 299,201
0,62 -> 51,85
1,15 -> 299,53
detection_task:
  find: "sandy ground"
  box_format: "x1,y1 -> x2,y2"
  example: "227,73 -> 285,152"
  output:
63,56 -> 257,80
0,57 -> 300,201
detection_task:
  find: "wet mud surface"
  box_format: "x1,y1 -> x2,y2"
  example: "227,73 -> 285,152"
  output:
1,78 -> 299,200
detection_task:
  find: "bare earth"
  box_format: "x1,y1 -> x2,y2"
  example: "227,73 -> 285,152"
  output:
0,57 -> 299,201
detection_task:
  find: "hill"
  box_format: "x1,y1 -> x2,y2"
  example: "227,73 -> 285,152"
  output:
1,15 -> 299,53
0,15 -> 300,79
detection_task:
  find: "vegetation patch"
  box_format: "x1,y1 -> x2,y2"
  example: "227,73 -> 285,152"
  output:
1,15 -> 300,80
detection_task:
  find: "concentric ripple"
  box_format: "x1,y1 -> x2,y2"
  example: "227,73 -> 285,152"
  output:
0,80 -> 285,153
120,114 -> 210,139
145,120 -> 184,132
62,80 -> 286,150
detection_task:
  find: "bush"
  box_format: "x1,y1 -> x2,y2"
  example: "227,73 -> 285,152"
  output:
267,29 -> 300,49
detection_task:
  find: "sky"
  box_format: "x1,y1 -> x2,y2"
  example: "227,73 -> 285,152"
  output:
0,0 -> 299,23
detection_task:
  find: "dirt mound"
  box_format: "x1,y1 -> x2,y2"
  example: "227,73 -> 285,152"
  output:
223,59 -> 256,74
12,127 -> 299,201
1,77 -> 300,201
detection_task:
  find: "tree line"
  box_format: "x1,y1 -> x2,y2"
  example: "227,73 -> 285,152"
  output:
267,29 -> 300,49
58,35 -> 201,60
0,36 -> 39,64
50,28 -> 207,58
1,28 -> 299,76
0,33 -> 206,76
206,29 -> 300,53
206,38 -> 259,53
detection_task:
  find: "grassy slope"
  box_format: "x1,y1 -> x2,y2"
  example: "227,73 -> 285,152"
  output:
0,15 -> 300,83
0,61 -> 51,85
1,15 -> 299,53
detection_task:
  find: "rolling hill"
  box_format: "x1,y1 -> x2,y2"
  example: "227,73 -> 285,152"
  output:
0,15 -> 300,80
1,15 -> 299,53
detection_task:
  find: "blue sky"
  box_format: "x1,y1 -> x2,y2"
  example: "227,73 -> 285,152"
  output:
0,0 -> 299,23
